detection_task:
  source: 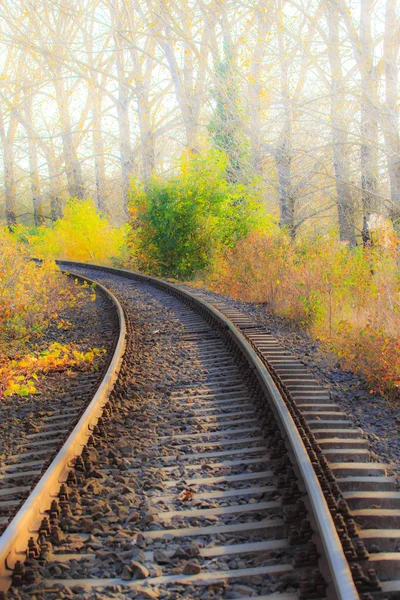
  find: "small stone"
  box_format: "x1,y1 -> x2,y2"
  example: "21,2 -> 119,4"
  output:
153,549 -> 170,564
187,542 -> 200,557
115,530 -> 130,540
131,532 -> 146,548
172,548 -> 190,559
131,560 -> 149,579
142,515 -> 155,525
81,519 -> 96,533
126,511 -> 140,524
121,565 -> 133,580
232,584 -> 256,596
131,548 -> 146,562
91,503 -> 104,515
205,515 -> 219,523
95,549 -> 112,560
182,561 -> 201,575
135,587 -> 160,599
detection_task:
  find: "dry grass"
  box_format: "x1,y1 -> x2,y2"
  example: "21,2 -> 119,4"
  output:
207,228 -> 400,397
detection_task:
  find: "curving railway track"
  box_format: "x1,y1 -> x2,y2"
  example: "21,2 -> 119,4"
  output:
0,262 -> 399,600
0,275 -> 120,538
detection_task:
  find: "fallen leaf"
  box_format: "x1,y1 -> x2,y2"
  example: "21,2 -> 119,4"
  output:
179,489 -> 194,502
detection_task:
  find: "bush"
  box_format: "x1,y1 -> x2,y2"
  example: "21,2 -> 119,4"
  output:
129,149 -> 264,278
208,226 -> 400,397
17,199 -> 127,265
0,231 -> 79,350
0,231 -> 104,398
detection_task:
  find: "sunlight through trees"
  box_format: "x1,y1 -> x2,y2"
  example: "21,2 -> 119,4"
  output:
0,0 -> 397,242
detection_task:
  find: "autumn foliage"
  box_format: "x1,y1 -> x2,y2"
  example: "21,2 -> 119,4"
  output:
127,149 -> 400,397
16,199 -> 127,265
1,343 -> 105,399
3,174 -> 400,400
0,232 -> 102,398
207,224 -> 400,397
0,233 -> 79,348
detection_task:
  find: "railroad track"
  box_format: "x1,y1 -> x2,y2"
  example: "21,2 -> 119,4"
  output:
0,274 -> 119,537
0,262 -> 399,600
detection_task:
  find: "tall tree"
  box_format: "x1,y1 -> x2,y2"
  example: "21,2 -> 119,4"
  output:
382,0 -> 400,220
0,0 -> 396,238
331,0 -> 380,241
0,107 -> 18,228
326,1 -> 356,245
24,94 -> 44,226
108,0 -> 135,213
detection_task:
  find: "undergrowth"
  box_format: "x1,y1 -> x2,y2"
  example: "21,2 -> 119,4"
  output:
128,149 -> 264,279
4,152 -> 400,401
206,224 -> 400,398
0,232 -> 104,399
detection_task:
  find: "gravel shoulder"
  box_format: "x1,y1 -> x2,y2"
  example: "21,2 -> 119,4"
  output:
183,284 -> 400,486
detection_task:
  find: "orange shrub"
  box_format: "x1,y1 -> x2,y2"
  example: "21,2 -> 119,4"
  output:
207,226 -> 400,397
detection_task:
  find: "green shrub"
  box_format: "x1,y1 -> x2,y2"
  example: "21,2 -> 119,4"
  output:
129,148 -> 263,278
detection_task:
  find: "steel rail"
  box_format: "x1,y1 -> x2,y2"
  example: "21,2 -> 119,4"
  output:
0,274 -> 126,593
56,260 -> 359,600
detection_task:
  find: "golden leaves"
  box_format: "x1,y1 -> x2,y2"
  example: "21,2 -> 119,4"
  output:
1,342 -> 106,399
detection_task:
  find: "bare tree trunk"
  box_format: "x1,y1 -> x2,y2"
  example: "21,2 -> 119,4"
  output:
28,135 -> 44,226
382,0 -> 400,218
162,36 -> 198,150
0,110 -> 18,228
249,9 -> 270,174
360,0 -> 380,244
3,138 -> 17,229
129,36 -> 156,181
91,92 -> 107,211
332,0 -> 381,242
276,136 -> 294,237
53,73 -> 85,200
277,22 -> 294,236
45,151 -> 64,221
156,1 -> 202,151
138,96 -> 155,181
327,3 -> 356,245
109,0 -> 134,215
25,100 -> 44,226
116,79 -> 134,215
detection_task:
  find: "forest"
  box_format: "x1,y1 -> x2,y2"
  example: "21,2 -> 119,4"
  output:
1,0 -> 400,398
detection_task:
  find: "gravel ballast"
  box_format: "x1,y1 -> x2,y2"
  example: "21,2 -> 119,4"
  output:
11,270 -> 303,600
184,285 -> 400,486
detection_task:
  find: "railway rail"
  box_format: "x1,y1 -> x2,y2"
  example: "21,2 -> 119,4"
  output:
0,274 -> 120,534
0,261 -> 399,599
